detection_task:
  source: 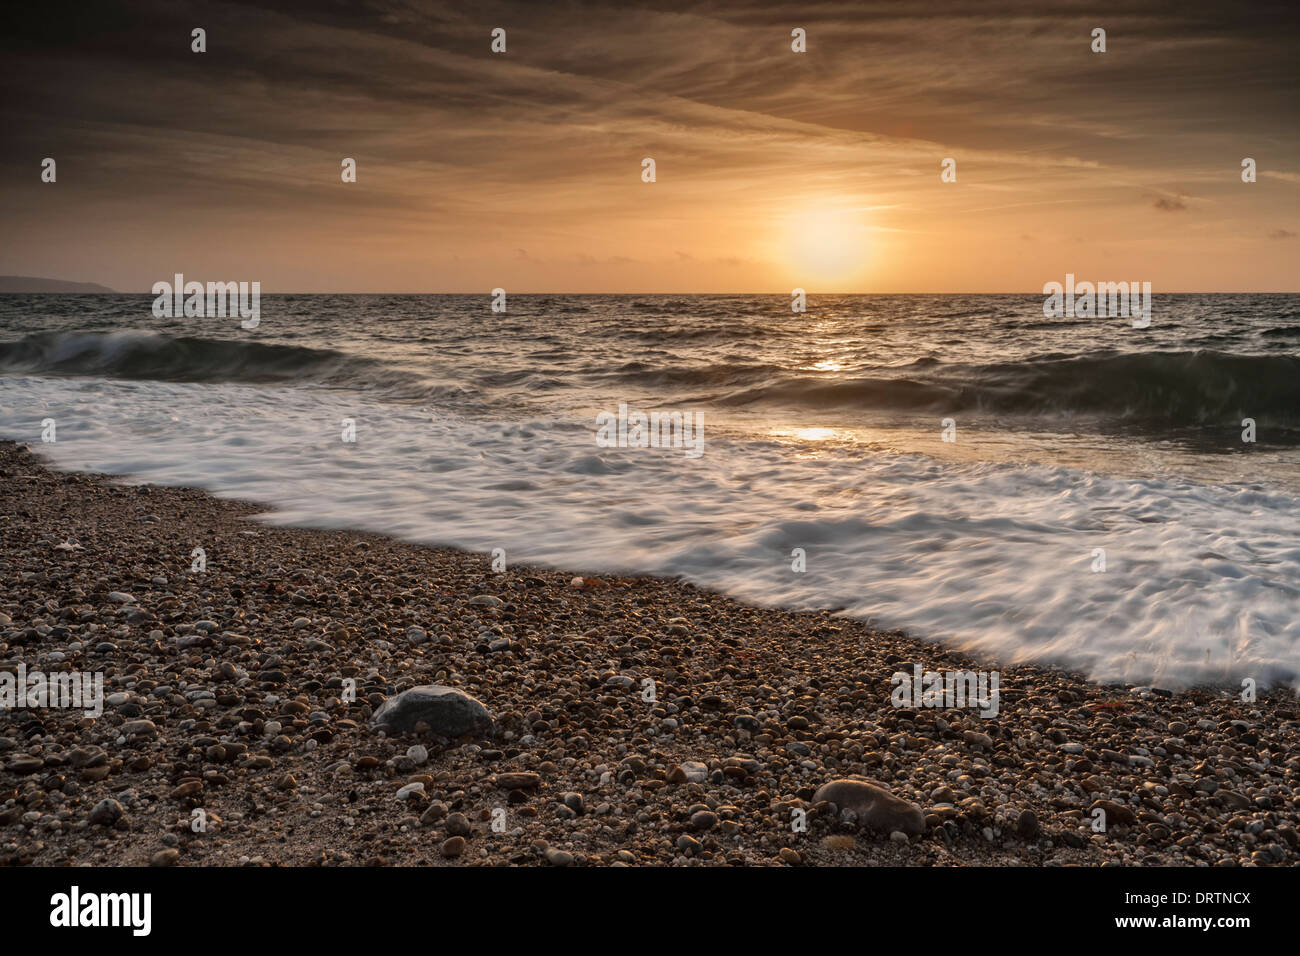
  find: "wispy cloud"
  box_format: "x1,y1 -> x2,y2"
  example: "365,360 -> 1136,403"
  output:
1,0 -> 1296,290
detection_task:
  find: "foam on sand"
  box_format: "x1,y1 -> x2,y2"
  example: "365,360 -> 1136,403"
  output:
4,373 -> 1297,691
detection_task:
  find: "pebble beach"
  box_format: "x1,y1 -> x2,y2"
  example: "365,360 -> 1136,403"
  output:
2,439 -> 1298,868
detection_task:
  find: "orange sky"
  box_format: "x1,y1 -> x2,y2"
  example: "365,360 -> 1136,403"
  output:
2,1 -> 1297,292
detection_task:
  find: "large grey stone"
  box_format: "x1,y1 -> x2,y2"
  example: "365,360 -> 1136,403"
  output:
814,779 -> 926,836
371,685 -> 493,737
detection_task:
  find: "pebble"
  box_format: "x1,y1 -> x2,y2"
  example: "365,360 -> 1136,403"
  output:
815,780 -> 926,837
544,847 -> 574,866
120,719 -> 158,738
88,799 -> 124,826
495,772 -> 541,790
370,685 -> 494,737
690,810 -> 719,831
560,792 -> 585,814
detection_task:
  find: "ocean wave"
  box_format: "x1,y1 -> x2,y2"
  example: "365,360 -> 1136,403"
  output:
4,330 -> 1297,432
712,350 -> 1300,425
0,330 -> 415,392
600,360 -> 786,388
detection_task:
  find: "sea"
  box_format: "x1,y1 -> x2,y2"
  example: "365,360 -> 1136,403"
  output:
1,292 -> 1297,690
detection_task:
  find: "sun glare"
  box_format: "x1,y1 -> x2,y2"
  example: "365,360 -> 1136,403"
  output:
808,358 -> 846,372
795,427 -> 839,441
782,207 -> 870,286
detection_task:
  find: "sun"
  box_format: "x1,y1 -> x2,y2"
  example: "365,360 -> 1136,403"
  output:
781,206 -> 870,286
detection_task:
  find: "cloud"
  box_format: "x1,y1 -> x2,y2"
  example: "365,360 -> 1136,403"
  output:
1269,229 -> 1297,239
1,0 -> 1297,290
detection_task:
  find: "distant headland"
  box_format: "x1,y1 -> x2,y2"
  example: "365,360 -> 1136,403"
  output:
0,275 -> 116,293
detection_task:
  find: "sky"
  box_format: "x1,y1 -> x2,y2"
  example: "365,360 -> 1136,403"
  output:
2,0 -> 1297,292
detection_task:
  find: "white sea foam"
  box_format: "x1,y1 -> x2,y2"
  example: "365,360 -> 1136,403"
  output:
3,374 -> 1297,691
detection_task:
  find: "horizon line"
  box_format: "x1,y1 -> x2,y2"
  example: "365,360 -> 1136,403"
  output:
7,289 -> 1300,296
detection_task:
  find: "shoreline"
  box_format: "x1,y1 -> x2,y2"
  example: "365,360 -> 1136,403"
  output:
1,439 -> 1297,866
